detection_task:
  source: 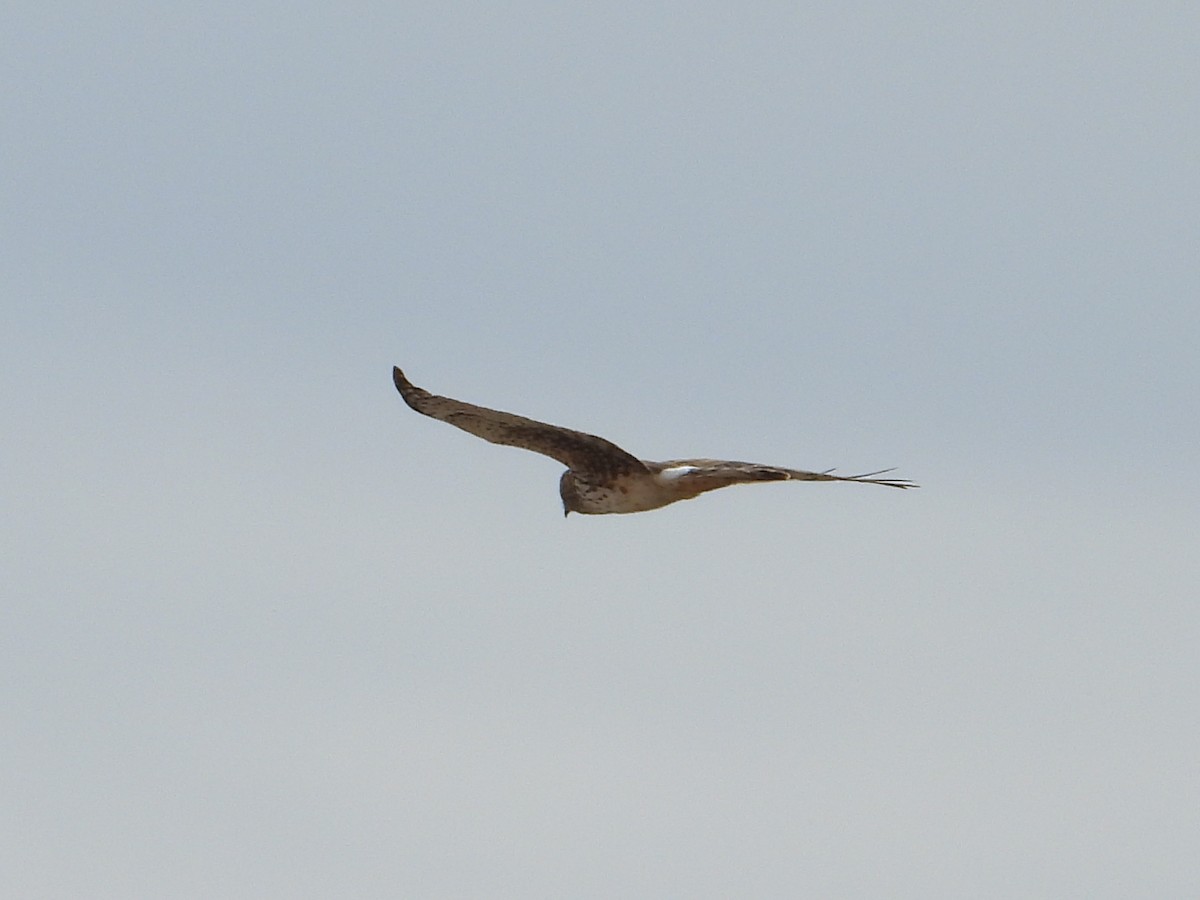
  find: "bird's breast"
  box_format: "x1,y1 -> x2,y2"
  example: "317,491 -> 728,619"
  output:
572,473 -> 675,514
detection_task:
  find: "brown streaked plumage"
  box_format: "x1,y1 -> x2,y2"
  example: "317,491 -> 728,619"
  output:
393,366 -> 917,515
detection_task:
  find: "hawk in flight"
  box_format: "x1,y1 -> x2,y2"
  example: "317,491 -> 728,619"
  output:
393,366 -> 917,516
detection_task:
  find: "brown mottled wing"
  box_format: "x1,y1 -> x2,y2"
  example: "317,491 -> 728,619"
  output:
652,459 -> 918,490
393,367 -> 647,478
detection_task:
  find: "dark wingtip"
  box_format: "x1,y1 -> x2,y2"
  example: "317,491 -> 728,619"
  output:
392,366 -> 408,393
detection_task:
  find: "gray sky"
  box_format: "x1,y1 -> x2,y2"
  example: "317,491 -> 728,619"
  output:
4,3 -> 1198,897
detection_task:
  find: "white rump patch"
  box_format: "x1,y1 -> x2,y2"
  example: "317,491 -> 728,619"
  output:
657,465 -> 699,481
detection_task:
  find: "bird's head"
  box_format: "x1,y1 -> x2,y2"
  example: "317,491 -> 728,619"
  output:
559,470 -> 582,517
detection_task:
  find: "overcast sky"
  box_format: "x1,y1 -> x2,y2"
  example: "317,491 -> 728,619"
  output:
4,3 -> 1198,897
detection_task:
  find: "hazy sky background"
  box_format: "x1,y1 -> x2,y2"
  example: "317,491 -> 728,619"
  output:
4,3 -> 1198,897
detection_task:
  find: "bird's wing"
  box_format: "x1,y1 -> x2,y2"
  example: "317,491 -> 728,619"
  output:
393,367 -> 647,477
652,459 -> 918,491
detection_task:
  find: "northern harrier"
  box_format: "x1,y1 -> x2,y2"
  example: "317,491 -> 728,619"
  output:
393,366 -> 917,516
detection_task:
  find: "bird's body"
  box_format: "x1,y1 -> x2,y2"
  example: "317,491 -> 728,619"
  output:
392,366 -> 916,515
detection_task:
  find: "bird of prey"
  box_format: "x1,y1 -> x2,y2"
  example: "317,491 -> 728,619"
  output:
393,366 -> 917,516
